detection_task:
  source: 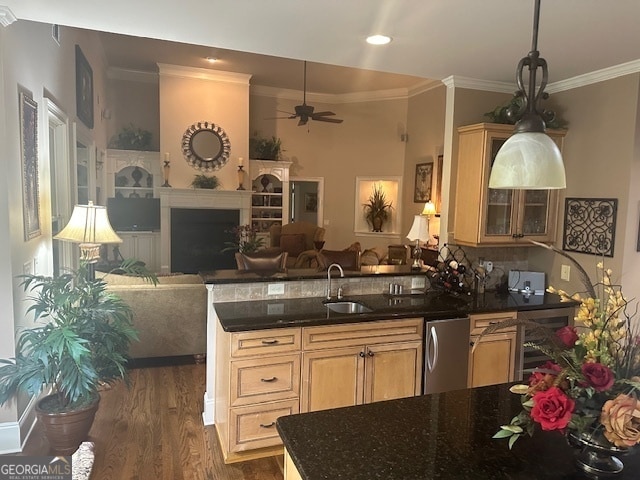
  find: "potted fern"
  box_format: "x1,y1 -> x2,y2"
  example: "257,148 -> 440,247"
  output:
363,184 -> 393,232
0,260 -> 156,455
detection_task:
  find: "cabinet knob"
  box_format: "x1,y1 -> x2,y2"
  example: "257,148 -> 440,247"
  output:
367,351 -> 375,357
358,351 -> 366,358
260,377 -> 277,383
469,341 -> 475,347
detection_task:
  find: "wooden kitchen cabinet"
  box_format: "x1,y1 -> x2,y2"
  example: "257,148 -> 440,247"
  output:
468,311 -> 518,388
300,318 -> 423,413
215,325 -> 302,463
454,123 -> 567,246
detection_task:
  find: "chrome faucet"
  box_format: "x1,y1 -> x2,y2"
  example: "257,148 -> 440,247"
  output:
326,263 -> 345,300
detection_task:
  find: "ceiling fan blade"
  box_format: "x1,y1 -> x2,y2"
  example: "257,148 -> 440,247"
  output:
313,116 -> 343,123
311,111 -> 336,117
277,109 -> 296,115
265,116 -> 296,120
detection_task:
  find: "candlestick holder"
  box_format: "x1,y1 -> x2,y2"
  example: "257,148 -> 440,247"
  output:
162,160 -> 172,187
237,165 -> 246,190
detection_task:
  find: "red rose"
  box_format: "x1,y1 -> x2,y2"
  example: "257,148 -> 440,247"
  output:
581,362 -> 615,392
556,326 -> 579,348
528,361 -> 562,393
531,386 -> 575,431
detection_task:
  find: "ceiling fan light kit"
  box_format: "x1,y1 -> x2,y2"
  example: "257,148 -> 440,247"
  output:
488,0 -> 566,190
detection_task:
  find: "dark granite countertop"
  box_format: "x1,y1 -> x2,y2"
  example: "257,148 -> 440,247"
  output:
200,265 -> 428,284
277,383 -> 640,480
214,290 -> 574,332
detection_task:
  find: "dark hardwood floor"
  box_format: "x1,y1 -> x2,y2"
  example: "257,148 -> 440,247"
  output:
22,363 -> 285,480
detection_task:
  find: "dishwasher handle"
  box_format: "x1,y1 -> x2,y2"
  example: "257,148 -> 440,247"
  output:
426,326 -> 439,373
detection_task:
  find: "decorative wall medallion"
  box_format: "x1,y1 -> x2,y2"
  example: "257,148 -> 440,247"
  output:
563,198 -> 617,257
181,121 -> 231,172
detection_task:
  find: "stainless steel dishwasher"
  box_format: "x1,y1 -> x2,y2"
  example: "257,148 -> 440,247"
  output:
423,317 -> 470,394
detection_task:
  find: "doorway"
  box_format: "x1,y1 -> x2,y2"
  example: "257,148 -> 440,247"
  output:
289,177 -> 324,226
44,99 -> 73,276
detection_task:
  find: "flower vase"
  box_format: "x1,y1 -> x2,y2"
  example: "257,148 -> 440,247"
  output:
568,429 -> 631,478
371,216 -> 383,232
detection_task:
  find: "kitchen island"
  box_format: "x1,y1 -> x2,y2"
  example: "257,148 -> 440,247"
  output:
277,382 -> 640,479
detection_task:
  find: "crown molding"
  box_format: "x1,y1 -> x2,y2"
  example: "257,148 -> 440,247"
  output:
107,67 -> 158,83
157,63 -> 252,85
407,79 -> 445,97
441,75 -> 515,93
547,59 -> 640,93
251,84 -> 415,104
0,6 -> 17,27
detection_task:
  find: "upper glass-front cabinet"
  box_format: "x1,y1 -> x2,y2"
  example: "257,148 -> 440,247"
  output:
454,123 -> 566,247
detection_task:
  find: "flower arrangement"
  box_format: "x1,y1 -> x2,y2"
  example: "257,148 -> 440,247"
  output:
491,261 -> 640,450
222,224 -> 265,253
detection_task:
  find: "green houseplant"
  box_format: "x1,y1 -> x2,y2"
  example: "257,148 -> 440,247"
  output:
249,134 -> 282,160
363,184 -> 393,232
191,174 -> 220,189
0,260 -> 156,455
108,123 -> 153,151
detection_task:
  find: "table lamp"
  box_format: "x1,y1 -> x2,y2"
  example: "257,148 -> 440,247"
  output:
406,214 -> 430,270
54,201 -> 122,279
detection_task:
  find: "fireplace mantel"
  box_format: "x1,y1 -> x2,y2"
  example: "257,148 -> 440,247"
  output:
158,188 -> 252,273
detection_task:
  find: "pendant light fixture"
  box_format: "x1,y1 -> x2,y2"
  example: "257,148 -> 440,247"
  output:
488,0 -> 565,190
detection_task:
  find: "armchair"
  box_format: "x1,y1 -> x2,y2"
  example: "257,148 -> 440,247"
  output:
269,221 -> 325,268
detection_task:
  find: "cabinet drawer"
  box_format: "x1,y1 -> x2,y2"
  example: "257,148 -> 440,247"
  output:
229,400 -> 299,452
303,318 -> 423,351
231,354 -> 300,406
469,311 -> 517,336
231,328 -> 301,358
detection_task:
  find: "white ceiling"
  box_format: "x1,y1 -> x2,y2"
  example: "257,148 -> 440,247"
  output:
4,0 -> 640,94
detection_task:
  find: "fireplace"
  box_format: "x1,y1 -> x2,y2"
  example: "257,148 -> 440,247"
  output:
171,208 -> 238,273
158,189 -> 252,273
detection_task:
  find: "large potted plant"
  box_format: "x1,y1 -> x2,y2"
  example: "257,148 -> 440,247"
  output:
363,184 -> 393,232
0,260 -> 156,455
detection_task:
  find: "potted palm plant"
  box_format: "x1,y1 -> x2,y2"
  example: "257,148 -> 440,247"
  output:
363,184 -> 393,232
0,260 -> 156,455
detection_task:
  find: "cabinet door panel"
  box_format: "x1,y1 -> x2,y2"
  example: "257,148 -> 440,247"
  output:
364,341 -> 422,404
301,347 -> 364,413
469,332 -> 517,388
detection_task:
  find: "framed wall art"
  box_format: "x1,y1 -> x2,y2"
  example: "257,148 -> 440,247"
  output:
304,192 -> 318,213
414,162 -> 433,203
19,91 -> 41,240
75,45 -> 94,129
563,197 -> 617,257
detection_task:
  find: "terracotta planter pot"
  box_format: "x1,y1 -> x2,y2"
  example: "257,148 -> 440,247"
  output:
36,393 -> 100,455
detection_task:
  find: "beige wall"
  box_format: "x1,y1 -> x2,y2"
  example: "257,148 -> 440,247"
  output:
158,69 -> 250,190
250,93 -> 411,250
528,74 -> 640,302
403,86 -> 446,243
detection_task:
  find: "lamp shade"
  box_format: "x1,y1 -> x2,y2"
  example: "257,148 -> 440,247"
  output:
406,215 -> 430,242
55,201 -> 122,245
421,201 -> 436,216
488,132 -> 565,189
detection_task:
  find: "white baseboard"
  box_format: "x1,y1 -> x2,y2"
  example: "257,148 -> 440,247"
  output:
0,421 -> 22,454
202,392 -> 214,426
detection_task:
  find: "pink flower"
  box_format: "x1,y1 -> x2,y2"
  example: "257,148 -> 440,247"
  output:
581,362 -> 615,392
556,326 -> 579,348
531,386 -> 575,431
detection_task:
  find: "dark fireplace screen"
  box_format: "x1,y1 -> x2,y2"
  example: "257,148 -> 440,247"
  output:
171,208 -> 239,273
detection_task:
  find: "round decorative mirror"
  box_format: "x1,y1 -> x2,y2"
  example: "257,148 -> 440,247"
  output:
181,121 -> 231,172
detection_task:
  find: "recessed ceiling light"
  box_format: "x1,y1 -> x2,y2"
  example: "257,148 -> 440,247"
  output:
366,35 -> 392,45
206,57 -> 217,63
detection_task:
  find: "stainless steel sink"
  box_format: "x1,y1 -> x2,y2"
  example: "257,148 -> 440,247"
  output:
324,301 -> 372,314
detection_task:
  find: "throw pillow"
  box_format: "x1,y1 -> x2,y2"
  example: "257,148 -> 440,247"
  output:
279,233 -> 306,258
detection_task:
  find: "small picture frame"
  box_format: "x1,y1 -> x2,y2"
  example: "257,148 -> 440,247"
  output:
414,162 -> 433,203
75,45 -> 94,129
19,91 -> 41,240
305,193 -> 318,213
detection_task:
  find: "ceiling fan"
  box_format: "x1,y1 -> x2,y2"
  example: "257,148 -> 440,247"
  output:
275,61 -> 343,126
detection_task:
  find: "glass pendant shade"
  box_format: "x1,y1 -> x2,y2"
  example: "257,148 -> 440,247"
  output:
489,132 -> 565,189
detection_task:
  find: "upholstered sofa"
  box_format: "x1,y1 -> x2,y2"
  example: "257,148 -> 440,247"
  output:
101,273 -> 207,359
269,221 -> 325,268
